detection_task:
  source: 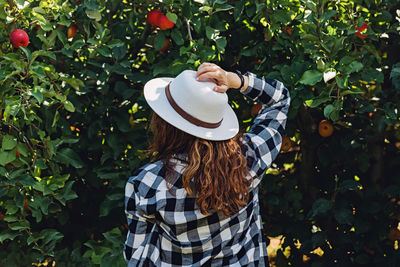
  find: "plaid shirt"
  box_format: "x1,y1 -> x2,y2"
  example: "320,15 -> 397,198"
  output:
124,72 -> 290,266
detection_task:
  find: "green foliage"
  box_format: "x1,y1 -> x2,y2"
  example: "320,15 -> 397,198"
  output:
0,0 -> 399,266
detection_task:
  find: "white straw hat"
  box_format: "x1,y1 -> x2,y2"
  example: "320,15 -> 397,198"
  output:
144,70 -> 239,141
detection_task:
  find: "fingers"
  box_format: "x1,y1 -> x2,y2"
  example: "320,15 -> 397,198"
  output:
197,65 -> 225,82
196,65 -> 219,78
213,84 -> 229,93
196,62 -> 228,92
196,70 -> 221,82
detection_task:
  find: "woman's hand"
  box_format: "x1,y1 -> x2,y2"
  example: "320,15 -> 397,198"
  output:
196,62 -> 248,93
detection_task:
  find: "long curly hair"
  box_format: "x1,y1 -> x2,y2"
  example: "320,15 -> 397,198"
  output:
148,112 -> 251,217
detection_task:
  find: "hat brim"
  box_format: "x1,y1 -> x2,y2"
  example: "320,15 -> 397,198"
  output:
144,77 -> 239,141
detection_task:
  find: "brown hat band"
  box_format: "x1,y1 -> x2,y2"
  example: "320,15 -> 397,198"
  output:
165,83 -> 223,129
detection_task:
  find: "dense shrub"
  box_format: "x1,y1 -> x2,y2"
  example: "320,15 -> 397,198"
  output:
0,0 -> 399,266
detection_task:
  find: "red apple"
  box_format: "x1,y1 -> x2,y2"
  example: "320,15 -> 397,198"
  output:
158,15 -> 174,30
355,22 -> 369,39
147,9 -> 163,27
67,24 -> 77,39
10,29 -> 29,48
281,26 -> 292,35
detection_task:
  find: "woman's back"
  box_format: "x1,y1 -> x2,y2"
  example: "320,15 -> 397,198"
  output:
125,158 -> 266,266
124,65 -> 290,266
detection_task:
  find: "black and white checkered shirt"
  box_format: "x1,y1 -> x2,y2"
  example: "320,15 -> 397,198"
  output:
124,72 -> 290,266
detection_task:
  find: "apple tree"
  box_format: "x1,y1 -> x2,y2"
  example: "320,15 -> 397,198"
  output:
0,0 -> 399,266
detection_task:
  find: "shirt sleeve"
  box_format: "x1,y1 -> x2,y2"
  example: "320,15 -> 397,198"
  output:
241,72 -> 291,187
123,179 -> 156,263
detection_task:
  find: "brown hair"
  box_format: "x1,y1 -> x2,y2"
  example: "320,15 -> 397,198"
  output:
148,113 -> 252,217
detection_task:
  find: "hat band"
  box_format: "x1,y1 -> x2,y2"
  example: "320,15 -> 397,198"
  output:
165,83 -> 223,129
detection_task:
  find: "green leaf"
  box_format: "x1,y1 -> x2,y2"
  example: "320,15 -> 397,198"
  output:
61,47 -> 73,58
336,75 -> 348,89
30,196 -> 52,215
9,169 -> 25,180
0,167 -> 7,176
324,104 -> 335,119
321,10 -> 337,23
0,231 -> 20,243
0,151 -> 16,166
341,88 -> 362,96
17,174 -> 36,187
301,0 -> 317,11
234,1 -> 244,21
166,12 -> 178,24
206,26 -> 218,40
60,77 -> 84,90
339,180 -> 361,193
99,199 -> 116,217
299,70 -> 323,85
305,96 -> 331,108
31,50 -> 56,62
19,46 -> 32,61
40,229 -> 64,245
96,46 -> 112,57
390,63 -> 400,90
112,44 -> 126,60
102,227 -> 122,245
154,32 -> 166,51
308,198 -> 332,218
215,37 -> 227,52
5,200 -> 18,215
2,135 -> 17,150
361,69 -> 384,83
52,110 -> 60,128
30,86 -> 43,104
215,4 -> 234,12
182,2 -> 192,19
86,9 -> 102,21
345,61 -> 363,74
8,220 -> 30,230
63,100 -> 75,112
114,81 -> 134,99
0,187 -> 8,198
54,148 -> 84,168
54,181 -> 78,206
171,29 -> 184,46
334,208 -> 353,225
0,7 -> 7,20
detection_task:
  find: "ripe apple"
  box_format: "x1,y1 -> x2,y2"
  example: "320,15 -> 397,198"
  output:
147,9 -> 163,27
388,228 -> 400,241
158,15 -> 175,30
282,26 -> 292,35
318,120 -> 334,137
67,24 -> 77,39
355,22 -> 369,39
10,29 -> 29,48
24,199 -> 30,211
280,136 -> 292,152
152,34 -> 170,53
251,104 -> 262,117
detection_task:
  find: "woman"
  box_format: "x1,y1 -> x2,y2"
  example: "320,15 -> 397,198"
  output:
124,63 -> 290,266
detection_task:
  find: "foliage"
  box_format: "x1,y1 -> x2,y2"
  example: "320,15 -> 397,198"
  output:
0,0 -> 399,266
